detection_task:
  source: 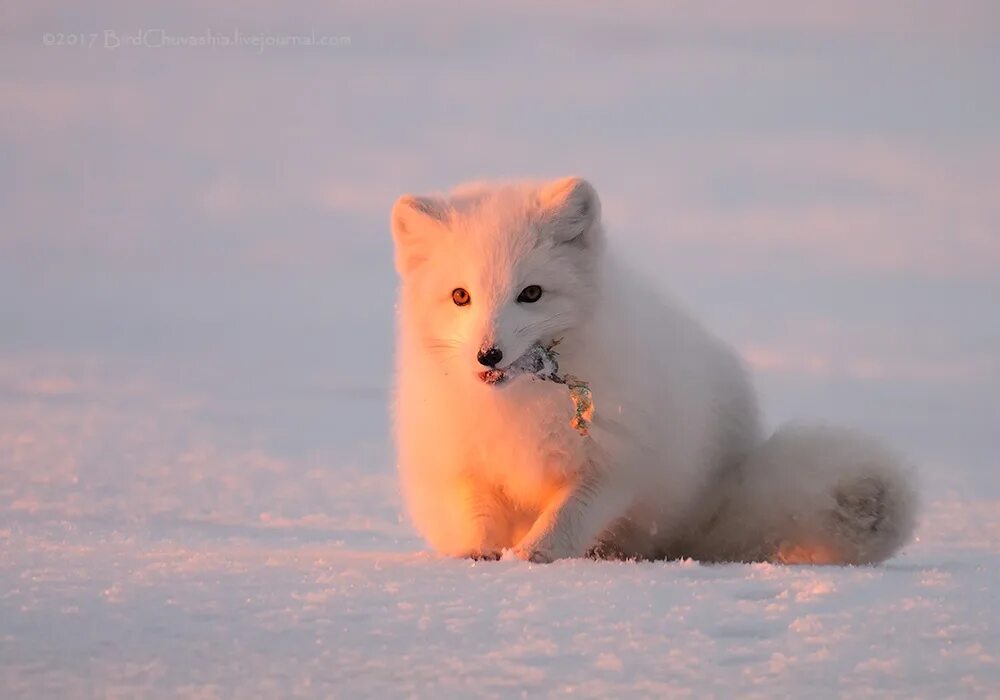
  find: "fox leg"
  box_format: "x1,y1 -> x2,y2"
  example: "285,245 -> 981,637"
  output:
472,489 -> 522,560
452,480 -> 517,560
403,468 -> 515,558
513,468 -> 631,562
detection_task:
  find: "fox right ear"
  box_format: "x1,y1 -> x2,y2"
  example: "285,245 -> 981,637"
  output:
390,194 -> 448,274
537,177 -> 601,248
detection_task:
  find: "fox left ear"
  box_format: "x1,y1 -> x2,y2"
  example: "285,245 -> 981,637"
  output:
537,177 -> 601,247
390,194 -> 448,274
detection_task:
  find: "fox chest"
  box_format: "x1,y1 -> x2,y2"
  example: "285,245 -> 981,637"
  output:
463,384 -> 588,503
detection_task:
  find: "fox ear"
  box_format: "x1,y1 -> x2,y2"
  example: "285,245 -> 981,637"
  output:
537,177 -> 601,247
390,194 -> 448,274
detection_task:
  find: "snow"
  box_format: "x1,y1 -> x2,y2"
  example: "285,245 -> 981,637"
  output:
3,486 -> 998,697
3,1 -> 999,696
1,358 -> 997,697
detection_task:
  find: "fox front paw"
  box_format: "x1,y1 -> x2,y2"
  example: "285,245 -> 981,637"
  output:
513,529 -> 579,563
463,549 -> 502,561
511,546 -> 554,563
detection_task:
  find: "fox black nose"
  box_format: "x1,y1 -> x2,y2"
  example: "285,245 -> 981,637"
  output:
477,346 -> 503,367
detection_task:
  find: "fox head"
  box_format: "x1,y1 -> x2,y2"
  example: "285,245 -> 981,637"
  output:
390,177 -> 604,386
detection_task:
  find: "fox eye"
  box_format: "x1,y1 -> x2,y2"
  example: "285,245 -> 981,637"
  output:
452,288 -> 471,306
517,285 -> 543,303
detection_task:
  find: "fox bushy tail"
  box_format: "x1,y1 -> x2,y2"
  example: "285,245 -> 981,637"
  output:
692,425 -> 919,565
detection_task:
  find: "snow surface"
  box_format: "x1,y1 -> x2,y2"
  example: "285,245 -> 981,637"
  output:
1,356 -> 997,697
3,513 -> 999,698
3,1 -> 999,697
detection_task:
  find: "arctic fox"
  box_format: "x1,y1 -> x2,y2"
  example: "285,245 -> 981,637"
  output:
390,177 -> 917,564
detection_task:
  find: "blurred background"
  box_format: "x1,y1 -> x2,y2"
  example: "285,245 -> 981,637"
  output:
2,1 -> 998,540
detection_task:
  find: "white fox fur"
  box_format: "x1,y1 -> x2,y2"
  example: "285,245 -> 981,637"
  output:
389,177 -> 918,564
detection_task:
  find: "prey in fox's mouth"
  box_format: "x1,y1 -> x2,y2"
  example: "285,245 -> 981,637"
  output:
477,342 -> 561,387
474,341 -> 595,437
